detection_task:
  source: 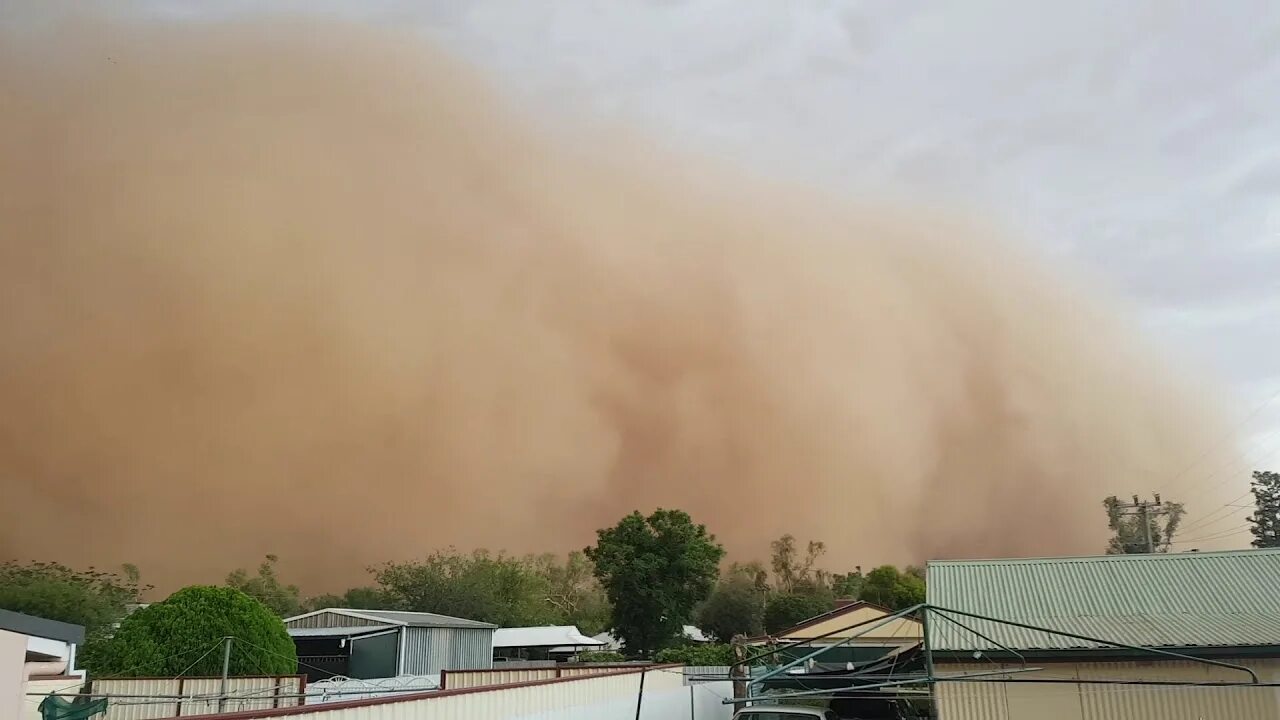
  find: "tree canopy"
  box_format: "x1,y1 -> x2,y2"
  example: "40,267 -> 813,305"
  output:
586,509 -> 724,656
1249,470 -> 1280,549
373,549 -> 560,627
763,592 -> 832,634
226,555 -> 303,617
697,573 -> 766,643
0,561 -> 146,636
858,565 -> 925,610
83,586 -> 295,677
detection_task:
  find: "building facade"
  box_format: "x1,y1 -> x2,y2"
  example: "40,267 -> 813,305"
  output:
284,609 -> 495,681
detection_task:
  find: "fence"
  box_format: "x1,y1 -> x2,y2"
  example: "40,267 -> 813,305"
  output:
166,665 -> 734,720
304,675 -> 439,704
440,662 -> 651,689
84,675 -> 305,720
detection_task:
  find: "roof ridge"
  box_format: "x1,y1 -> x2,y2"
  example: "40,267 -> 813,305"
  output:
927,548 -> 1280,565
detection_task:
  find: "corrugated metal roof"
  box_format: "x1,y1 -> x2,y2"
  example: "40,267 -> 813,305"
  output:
354,610 -> 496,629
287,625 -> 397,638
926,549 -> 1280,651
493,626 -> 603,649
285,608 -> 497,630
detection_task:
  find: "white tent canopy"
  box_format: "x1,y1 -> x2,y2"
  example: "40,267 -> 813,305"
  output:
492,625 -> 605,649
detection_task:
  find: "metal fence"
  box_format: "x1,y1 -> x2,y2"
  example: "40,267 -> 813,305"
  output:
160,665 -> 733,720
83,675 -> 305,720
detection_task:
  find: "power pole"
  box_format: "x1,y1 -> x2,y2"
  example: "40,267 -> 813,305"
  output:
1114,494 -> 1170,553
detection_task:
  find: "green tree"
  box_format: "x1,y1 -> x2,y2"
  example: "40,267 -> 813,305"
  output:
0,561 -> 147,636
859,565 -> 925,611
763,592 -> 832,634
83,586 -> 295,676
1103,496 -> 1185,554
226,555 -> 302,617
586,509 -> 724,657
303,586 -> 399,612
696,573 -> 765,643
374,549 -> 558,627
1249,471 -> 1280,548
769,535 -> 826,594
531,551 -> 612,636
829,569 -> 864,598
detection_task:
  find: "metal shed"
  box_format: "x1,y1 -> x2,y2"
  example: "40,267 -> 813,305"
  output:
284,609 -> 495,680
927,549 -> 1280,720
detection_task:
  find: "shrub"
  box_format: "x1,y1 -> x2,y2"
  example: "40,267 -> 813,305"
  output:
84,586 -> 296,677
654,643 -> 735,665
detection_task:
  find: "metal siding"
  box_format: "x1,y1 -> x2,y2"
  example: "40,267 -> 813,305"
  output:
174,667 -> 717,720
451,628 -> 492,670
935,661 -> 1280,720
288,612 -> 386,630
444,668 -> 558,689
927,549 -> 1280,650
94,678 -> 181,720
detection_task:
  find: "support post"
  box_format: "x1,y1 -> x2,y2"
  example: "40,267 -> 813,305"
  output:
920,607 -> 937,718
633,667 -> 646,720
217,636 -> 233,713
730,637 -> 748,715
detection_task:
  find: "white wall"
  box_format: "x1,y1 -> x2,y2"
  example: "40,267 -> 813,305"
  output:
0,629 -> 28,720
175,667 -> 733,720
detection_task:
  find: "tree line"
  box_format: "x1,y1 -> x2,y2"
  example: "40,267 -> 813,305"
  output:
8,474 -> 1278,674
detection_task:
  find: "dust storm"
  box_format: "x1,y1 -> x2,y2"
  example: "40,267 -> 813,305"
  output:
0,11 -> 1232,590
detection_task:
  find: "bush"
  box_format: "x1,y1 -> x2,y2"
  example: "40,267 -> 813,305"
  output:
696,576 -> 765,643
654,643 -> 735,665
575,650 -> 625,663
84,586 -> 296,677
764,592 -> 832,634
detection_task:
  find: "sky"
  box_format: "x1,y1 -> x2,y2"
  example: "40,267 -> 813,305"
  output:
66,0 -> 1280,544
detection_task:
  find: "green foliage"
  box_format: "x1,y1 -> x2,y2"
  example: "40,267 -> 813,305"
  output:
769,535 -> 826,594
0,561 -> 147,636
829,570 -> 864,598
697,574 -> 765,643
530,551 -> 612,636
303,586 -> 400,612
1103,496 -> 1185,554
575,650 -> 625,663
586,509 -> 725,657
654,643 -> 735,665
226,555 -> 302,617
1249,471 -> 1280,548
374,549 -> 559,627
763,592 -> 832,634
859,565 -> 925,610
83,586 -> 295,677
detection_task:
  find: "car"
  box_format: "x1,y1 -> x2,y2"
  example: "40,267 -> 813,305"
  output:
731,706 -> 840,720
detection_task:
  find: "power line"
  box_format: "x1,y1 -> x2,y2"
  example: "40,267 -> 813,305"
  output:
1163,384 -> 1280,494
1170,525 -> 1253,546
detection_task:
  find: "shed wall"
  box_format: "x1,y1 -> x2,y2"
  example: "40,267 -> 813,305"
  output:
936,660 -> 1280,720
400,627 -> 492,675
287,613 -> 386,630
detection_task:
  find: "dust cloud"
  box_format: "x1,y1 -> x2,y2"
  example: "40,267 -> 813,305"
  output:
0,10 -> 1235,591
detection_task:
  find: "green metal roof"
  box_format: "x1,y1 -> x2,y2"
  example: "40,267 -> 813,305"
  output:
926,549 -> 1280,652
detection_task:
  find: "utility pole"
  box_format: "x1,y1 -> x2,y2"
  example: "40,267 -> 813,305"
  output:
1115,494 -> 1170,553
217,636 -> 233,713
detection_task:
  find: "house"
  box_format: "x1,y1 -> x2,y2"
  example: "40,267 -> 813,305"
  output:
492,625 -> 604,662
284,608 -> 496,681
928,549 -> 1280,719
745,600 -> 923,665
0,609 -> 86,720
